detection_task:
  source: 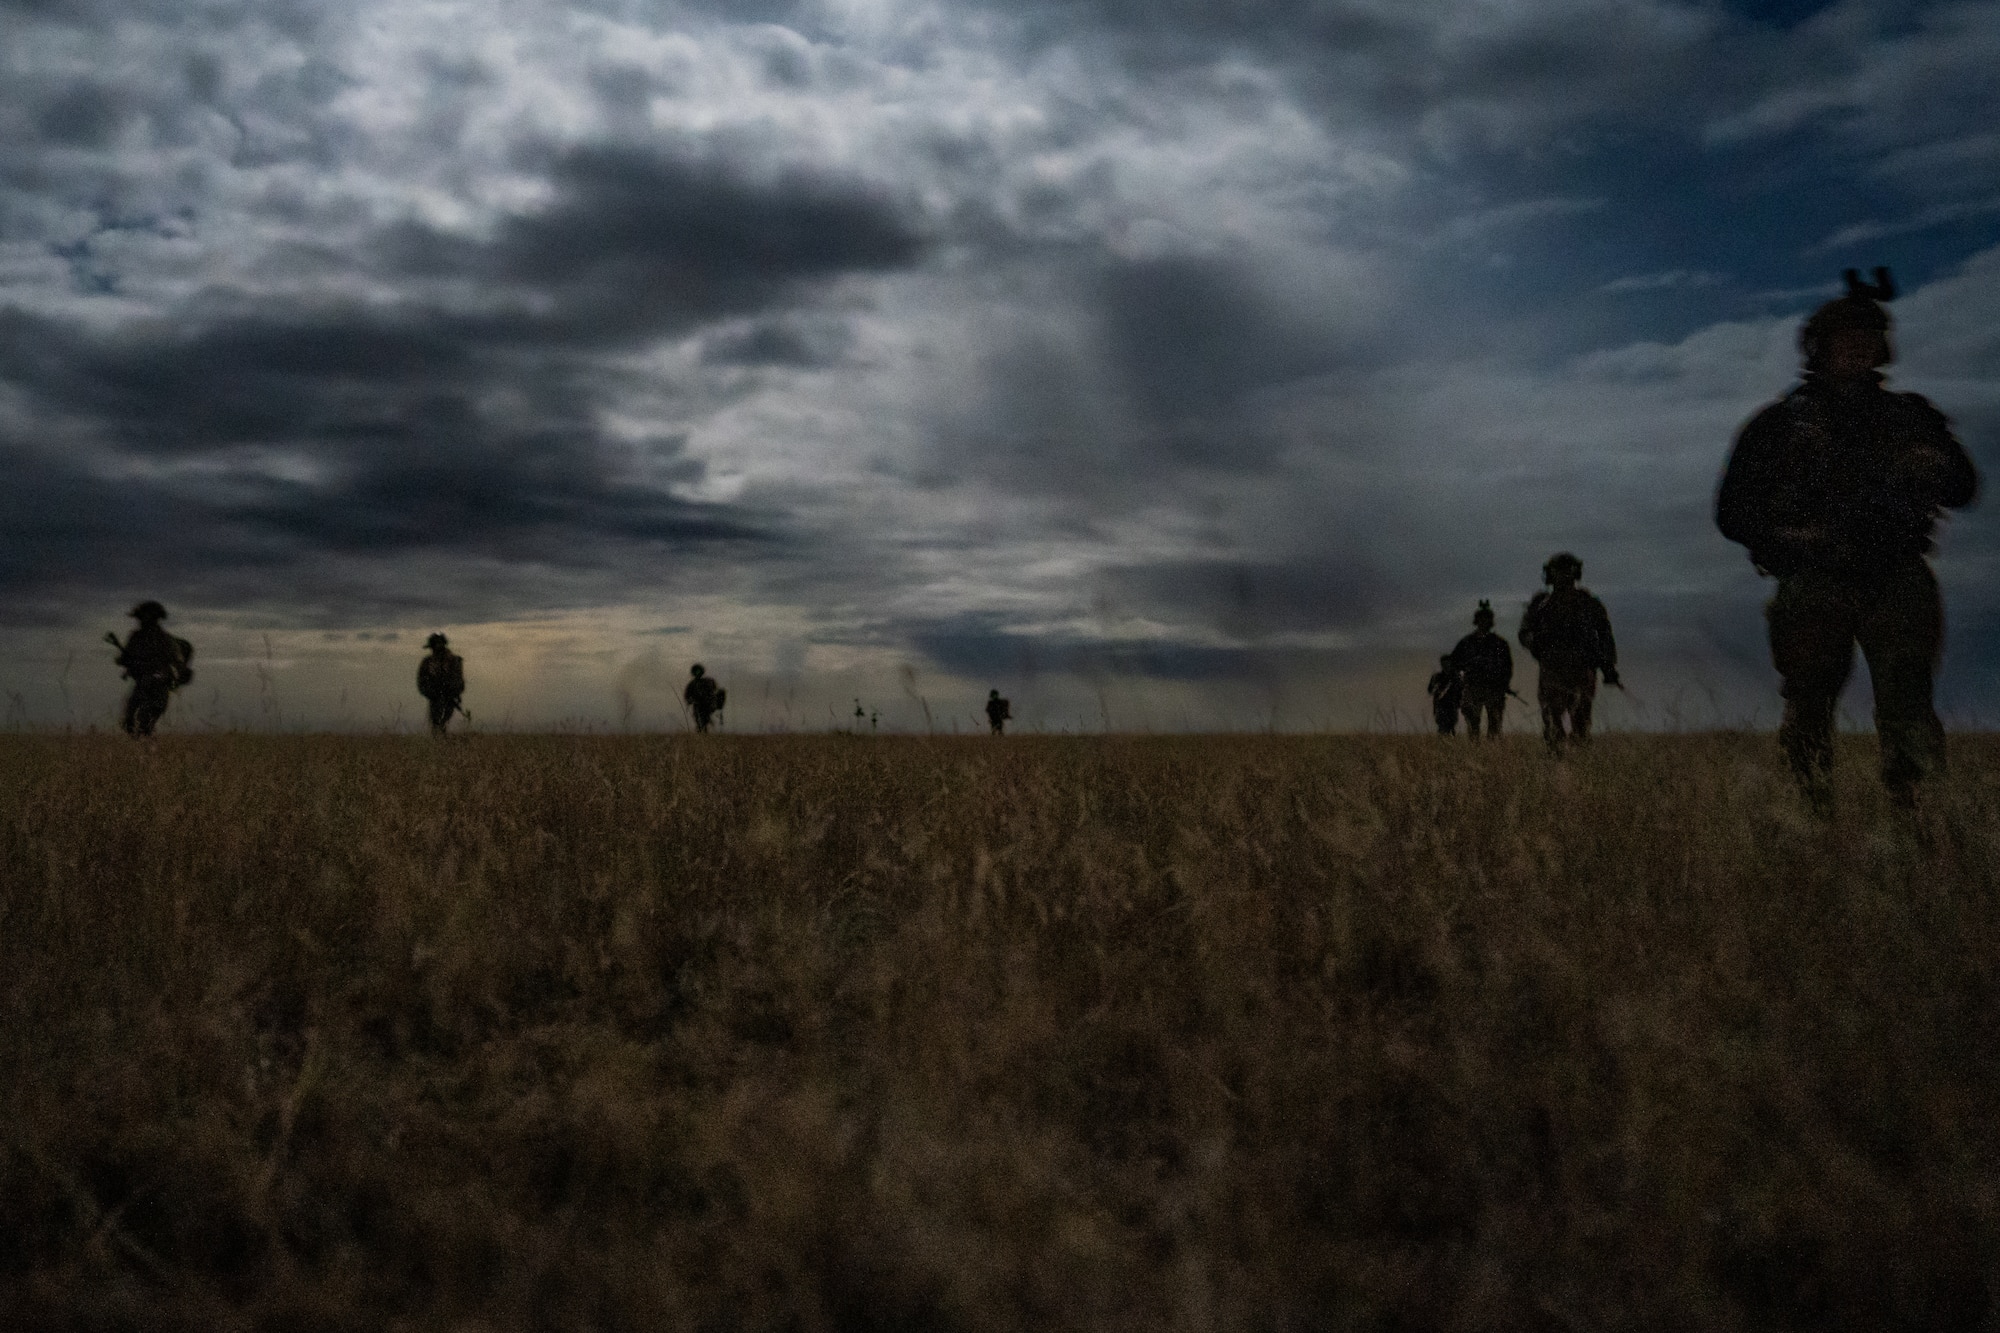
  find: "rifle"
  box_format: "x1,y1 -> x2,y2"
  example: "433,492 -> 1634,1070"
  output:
1603,676 -> 1646,708
104,631 -> 132,679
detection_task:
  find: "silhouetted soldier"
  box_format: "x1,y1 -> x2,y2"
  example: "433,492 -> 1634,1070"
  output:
108,601 -> 192,736
1717,267 -> 1977,807
985,688 -> 1012,735
1447,601 -> 1514,738
1426,655 -> 1463,735
417,633 -> 464,737
1519,554 -> 1618,753
685,663 -> 725,733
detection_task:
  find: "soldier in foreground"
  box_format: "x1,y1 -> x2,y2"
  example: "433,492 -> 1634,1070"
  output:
985,688 -> 1012,735
1426,655 -> 1463,735
1717,267 -> 1977,807
1519,554 -> 1618,753
685,664 -> 725,733
108,601 -> 192,736
417,633 -> 465,737
1447,601 -> 1513,738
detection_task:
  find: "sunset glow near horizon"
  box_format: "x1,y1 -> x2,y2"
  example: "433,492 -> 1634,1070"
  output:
2,0 -> 1997,732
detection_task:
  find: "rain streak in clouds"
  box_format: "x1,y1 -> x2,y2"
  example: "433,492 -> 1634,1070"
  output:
1,0 -> 1997,728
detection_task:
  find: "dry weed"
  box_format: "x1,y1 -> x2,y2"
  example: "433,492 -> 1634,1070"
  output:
2,733 -> 1996,1330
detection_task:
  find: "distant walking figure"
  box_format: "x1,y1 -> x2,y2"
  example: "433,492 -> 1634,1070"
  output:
417,633 -> 465,737
1717,267 -> 1977,807
108,601 -> 193,736
1426,655 -> 1462,735
1519,554 -> 1617,753
685,664 -> 725,733
985,688 -> 1012,735
1447,601 -> 1513,738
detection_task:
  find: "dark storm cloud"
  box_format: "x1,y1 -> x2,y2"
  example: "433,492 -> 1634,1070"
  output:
895,610 -> 1364,684
1098,256 -> 1349,430
379,147 -> 925,343
700,314 -> 854,368
935,252 -> 1376,501
0,145 -> 928,623
1097,555 -> 1382,638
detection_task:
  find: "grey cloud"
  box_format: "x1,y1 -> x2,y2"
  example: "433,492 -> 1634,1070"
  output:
34,83 -> 130,148
0,141 -> 930,623
895,610 -> 1368,684
1097,556 -> 1381,638
1100,256 -> 1326,426
380,147 -> 925,343
934,252 -> 1375,500
700,314 -> 855,368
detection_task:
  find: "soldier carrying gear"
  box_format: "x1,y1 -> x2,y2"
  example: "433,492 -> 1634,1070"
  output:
684,663 -> 725,733
985,688 -> 1012,735
108,600 -> 193,736
1717,266 -> 1977,806
1518,554 -> 1618,753
417,633 -> 465,737
1426,654 -> 1463,736
1446,600 -> 1514,738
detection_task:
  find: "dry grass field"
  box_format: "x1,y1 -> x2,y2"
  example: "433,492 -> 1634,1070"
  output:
3,731 -> 1998,1332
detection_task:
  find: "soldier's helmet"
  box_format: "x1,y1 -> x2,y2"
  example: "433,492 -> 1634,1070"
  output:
1543,552 -> 1583,584
690,663 -> 706,678
1801,267 -> 1894,368
129,600 -> 167,622
1472,599 -> 1495,628
426,632 -> 449,649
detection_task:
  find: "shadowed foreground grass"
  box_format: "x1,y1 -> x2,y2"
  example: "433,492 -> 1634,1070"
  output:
2,733 -> 1998,1331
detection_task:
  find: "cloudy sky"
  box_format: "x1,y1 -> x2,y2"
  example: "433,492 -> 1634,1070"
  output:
2,0 -> 1996,731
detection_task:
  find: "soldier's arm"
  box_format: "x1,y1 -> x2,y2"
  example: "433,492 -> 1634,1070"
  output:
1894,394 -> 1978,510
1516,600 -> 1542,656
1715,403 -> 1789,553
1593,599 -> 1617,670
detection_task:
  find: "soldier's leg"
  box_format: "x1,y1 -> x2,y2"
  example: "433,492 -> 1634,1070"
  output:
1462,703 -> 1481,738
1570,677 -> 1597,743
1538,676 -> 1565,752
428,698 -> 451,736
1486,700 -> 1504,737
122,686 -> 142,736
1768,574 -> 1857,787
1856,560 -> 1946,798
131,681 -> 169,736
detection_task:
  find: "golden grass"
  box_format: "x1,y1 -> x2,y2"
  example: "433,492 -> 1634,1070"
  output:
2,732 -> 1997,1331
